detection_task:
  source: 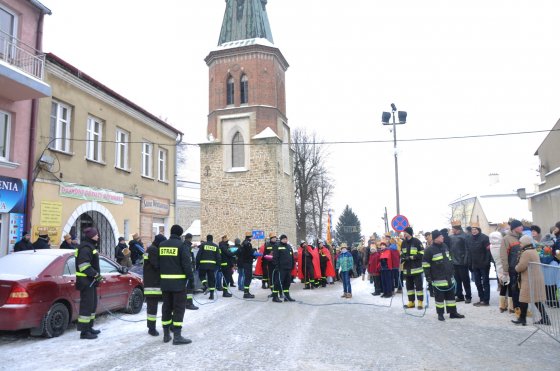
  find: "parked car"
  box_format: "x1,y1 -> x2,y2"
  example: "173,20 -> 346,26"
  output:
0,249 -> 144,338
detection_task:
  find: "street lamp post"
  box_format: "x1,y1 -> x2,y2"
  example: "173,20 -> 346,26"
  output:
382,104 -> 407,216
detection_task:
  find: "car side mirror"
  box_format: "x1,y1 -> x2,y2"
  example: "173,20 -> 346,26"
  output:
118,266 -> 129,274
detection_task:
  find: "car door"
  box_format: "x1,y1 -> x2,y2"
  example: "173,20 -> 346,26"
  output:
61,256 -> 81,320
98,258 -> 129,310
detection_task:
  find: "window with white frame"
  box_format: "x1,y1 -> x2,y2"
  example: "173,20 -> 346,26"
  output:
86,116 -> 103,162
115,129 -> 129,170
158,148 -> 167,181
0,111 -> 11,161
142,141 -> 153,177
0,6 -> 18,59
232,131 -> 245,168
49,101 -> 71,153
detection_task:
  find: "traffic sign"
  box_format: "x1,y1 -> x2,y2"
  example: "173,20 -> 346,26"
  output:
391,215 -> 409,232
252,230 -> 265,239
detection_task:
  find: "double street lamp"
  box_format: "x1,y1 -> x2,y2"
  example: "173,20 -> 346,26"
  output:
381,103 -> 407,215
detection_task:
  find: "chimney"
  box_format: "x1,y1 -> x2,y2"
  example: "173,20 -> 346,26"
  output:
489,173 -> 499,186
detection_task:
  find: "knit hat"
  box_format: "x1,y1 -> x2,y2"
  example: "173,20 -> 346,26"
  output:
340,243 -> 348,248
519,235 -> 533,248
185,233 -> 193,239
84,227 -> 98,239
153,234 -> 167,247
404,227 -> 413,236
118,237 -> 125,242
170,225 -> 183,236
269,232 -> 277,238
234,238 -> 241,245
279,234 -> 287,241
510,220 -> 523,230
206,234 -> 213,242
379,241 -> 387,247
431,230 -> 442,240
245,232 -> 252,238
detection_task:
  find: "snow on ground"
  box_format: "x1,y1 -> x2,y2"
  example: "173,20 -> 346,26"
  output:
0,276 -> 558,371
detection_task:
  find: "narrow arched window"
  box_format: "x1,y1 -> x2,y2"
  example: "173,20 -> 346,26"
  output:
232,131 -> 244,168
227,76 -> 235,105
240,74 -> 249,104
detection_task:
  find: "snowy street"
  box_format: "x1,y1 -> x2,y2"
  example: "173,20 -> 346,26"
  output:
0,276 -> 557,371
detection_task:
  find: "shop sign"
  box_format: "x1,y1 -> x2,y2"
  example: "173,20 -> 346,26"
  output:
0,176 -> 27,214
140,195 -> 170,216
60,183 -> 124,205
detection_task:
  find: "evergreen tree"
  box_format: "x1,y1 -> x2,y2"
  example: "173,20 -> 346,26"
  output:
335,205 -> 362,247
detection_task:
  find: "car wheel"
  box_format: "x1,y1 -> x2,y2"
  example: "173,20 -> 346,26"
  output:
41,302 -> 69,338
125,287 -> 144,314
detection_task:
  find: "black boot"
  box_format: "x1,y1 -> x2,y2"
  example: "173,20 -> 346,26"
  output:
80,330 -> 97,340
511,318 -> 527,326
186,298 -> 199,310
172,328 -> 192,345
438,314 -> 445,321
284,292 -> 296,302
148,328 -> 159,336
209,290 -> 215,300
243,289 -> 255,299
223,289 -> 232,298
163,327 -> 172,343
202,283 -> 208,294
262,281 -> 267,289
89,321 -> 100,335
272,293 -> 282,303
304,284 -> 311,290
450,312 -> 465,319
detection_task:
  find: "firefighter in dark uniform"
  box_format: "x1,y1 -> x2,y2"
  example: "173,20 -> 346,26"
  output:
144,234 -> 166,336
219,235 -> 235,297
423,230 -> 465,321
158,225 -> 194,345
301,242 -> 315,289
272,234 -> 296,303
318,241 -> 328,287
183,233 -> 198,310
401,227 -> 425,309
75,227 -> 102,340
262,233 -> 277,290
196,234 -> 221,300
239,232 -> 257,298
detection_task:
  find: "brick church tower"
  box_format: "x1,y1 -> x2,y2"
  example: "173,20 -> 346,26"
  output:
199,0 -> 296,241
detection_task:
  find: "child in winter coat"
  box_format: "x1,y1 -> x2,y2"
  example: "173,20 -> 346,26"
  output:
368,246 -> 381,295
336,243 -> 354,298
379,242 -> 394,298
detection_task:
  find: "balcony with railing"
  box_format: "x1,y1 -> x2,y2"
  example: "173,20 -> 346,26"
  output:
0,30 -> 51,101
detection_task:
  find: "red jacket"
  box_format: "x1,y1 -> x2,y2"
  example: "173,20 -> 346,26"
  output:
390,249 -> 400,269
379,249 -> 394,270
368,251 -> 380,275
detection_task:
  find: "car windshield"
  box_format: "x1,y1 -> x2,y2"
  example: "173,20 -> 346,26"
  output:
0,253 -> 55,277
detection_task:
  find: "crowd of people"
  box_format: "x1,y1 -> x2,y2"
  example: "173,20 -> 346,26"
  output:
11,218 -> 560,341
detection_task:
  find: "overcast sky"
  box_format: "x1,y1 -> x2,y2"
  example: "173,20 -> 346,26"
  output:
42,0 -> 560,235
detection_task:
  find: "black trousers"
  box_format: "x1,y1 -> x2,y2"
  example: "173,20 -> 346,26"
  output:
304,264 -> 315,285
453,265 -> 471,300
242,263 -> 253,291
77,285 -> 97,332
434,283 -> 457,315
221,266 -> 234,290
146,295 -> 160,329
199,268 -> 216,293
405,274 -> 424,302
273,269 -> 292,295
373,275 -> 381,293
161,289 -> 186,330
262,261 -> 271,286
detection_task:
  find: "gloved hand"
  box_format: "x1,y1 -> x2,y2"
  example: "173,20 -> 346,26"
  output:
95,274 -> 104,282
263,254 -> 273,261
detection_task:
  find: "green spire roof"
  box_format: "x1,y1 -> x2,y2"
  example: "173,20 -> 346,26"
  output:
218,0 -> 274,46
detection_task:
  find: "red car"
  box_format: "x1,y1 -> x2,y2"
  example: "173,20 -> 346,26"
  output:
0,249 -> 144,337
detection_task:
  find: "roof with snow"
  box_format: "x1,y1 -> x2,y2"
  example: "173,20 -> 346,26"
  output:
477,194 -> 532,224
184,220 -> 201,236
252,127 -> 279,140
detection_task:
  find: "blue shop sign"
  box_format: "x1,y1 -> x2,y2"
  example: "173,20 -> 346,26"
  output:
0,176 -> 27,214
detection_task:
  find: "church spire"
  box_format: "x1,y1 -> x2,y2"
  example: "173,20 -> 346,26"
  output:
218,0 -> 274,46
